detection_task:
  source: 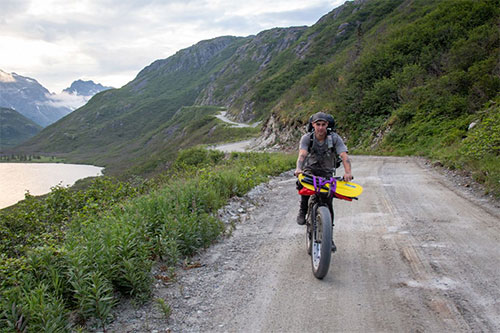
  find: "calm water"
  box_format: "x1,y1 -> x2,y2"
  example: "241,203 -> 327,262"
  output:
0,163 -> 103,209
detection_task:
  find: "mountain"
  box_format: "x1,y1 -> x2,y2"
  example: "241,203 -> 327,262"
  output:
16,0 -> 500,190
0,70 -> 72,127
0,107 -> 42,150
15,34 -> 292,174
195,27 -> 307,121
63,79 -> 112,96
0,71 -> 112,127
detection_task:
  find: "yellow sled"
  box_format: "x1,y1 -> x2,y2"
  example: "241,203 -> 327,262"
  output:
298,173 -> 363,198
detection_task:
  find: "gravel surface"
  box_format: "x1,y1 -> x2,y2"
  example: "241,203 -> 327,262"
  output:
104,156 -> 499,333
210,139 -> 256,153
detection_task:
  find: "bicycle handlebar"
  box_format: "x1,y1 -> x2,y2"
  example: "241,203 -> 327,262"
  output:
299,173 -> 353,182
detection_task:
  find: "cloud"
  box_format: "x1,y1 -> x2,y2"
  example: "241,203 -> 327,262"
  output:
44,91 -> 89,110
0,0 -> 30,20
0,0 -> 344,92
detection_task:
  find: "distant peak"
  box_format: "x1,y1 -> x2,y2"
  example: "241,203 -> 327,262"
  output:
73,79 -> 96,84
63,79 -> 113,96
0,69 -> 16,83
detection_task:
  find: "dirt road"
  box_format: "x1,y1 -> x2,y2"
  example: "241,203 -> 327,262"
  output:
107,156 -> 500,332
211,139 -> 256,153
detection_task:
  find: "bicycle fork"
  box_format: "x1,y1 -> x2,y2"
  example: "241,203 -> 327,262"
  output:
307,201 -> 335,249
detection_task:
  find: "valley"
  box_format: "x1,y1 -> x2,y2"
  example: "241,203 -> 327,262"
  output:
9,0 -> 497,195
0,0 -> 498,331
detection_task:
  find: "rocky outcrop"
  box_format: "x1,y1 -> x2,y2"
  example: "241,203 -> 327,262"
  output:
253,113 -> 304,151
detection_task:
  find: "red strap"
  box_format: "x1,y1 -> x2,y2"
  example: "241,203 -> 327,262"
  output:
334,192 -> 353,201
298,188 -> 316,196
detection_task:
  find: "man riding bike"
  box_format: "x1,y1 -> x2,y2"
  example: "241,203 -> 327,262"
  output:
294,111 -> 353,252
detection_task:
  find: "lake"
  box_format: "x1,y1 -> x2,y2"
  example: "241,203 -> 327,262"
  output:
0,163 -> 103,209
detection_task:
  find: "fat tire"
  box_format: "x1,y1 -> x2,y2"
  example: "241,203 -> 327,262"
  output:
311,206 -> 332,279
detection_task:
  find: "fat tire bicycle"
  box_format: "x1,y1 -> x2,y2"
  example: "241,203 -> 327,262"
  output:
298,174 -> 358,279
306,190 -> 333,279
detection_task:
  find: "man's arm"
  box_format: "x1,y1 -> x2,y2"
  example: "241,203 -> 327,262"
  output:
339,151 -> 353,181
294,149 -> 308,176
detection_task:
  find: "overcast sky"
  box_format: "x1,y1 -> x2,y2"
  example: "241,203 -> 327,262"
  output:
1,0 -> 345,93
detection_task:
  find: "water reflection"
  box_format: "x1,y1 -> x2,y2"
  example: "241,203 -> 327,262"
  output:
0,163 -> 103,209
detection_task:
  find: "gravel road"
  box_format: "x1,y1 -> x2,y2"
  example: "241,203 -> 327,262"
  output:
106,155 -> 500,332
211,139 -> 256,153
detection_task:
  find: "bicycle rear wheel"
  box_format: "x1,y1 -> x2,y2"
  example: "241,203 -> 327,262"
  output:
311,205 -> 332,279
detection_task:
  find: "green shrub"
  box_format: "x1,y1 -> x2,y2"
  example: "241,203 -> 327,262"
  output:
459,102 -> 500,196
174,147 -> 224,168
22,283 -> 69,332
69,270 -> 115,329
460,106 -> 500,160
0,151 -> 295,330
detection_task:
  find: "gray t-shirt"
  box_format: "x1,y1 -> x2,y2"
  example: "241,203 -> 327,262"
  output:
299,132 -> 348,177
299,132 -> 348,154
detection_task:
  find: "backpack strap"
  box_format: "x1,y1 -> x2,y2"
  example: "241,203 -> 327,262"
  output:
307,132 -> 314,153
307,131 -> 341,173
308,132 -> 335,154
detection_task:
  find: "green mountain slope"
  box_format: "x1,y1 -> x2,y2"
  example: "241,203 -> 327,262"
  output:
266,0 -> 499,194
272,0 -> 499,139
0,107 -> 42,150
17,36 -> 248,174
195,27 -> 307,120
228,0 -> 407,121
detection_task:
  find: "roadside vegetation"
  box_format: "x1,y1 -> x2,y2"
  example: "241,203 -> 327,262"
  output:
0,149 -> 294,331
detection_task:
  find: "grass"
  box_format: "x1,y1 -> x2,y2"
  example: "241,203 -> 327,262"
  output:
0,148 -> 295,331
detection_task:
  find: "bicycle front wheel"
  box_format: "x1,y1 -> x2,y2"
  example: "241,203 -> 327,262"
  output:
311,205 -> 332,279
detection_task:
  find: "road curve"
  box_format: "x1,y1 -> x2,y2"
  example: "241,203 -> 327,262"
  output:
107,156 -> 500,332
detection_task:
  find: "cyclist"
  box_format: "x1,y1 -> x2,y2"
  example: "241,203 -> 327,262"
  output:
294,111 -> 353,251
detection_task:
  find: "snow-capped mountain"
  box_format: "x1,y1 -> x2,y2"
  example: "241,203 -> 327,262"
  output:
0,69 -> 71,127
0,70 -> 113,127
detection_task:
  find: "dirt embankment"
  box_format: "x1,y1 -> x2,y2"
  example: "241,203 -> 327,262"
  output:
106,155 -> 500,332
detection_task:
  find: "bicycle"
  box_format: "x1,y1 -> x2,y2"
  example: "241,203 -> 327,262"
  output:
297,173 -> 362,279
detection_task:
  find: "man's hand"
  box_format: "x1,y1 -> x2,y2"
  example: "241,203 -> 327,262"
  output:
343,173 -> 353,182
294,168 -> 303,177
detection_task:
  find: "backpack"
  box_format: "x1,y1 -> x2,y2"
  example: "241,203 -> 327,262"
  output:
307,114 -> 342,170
